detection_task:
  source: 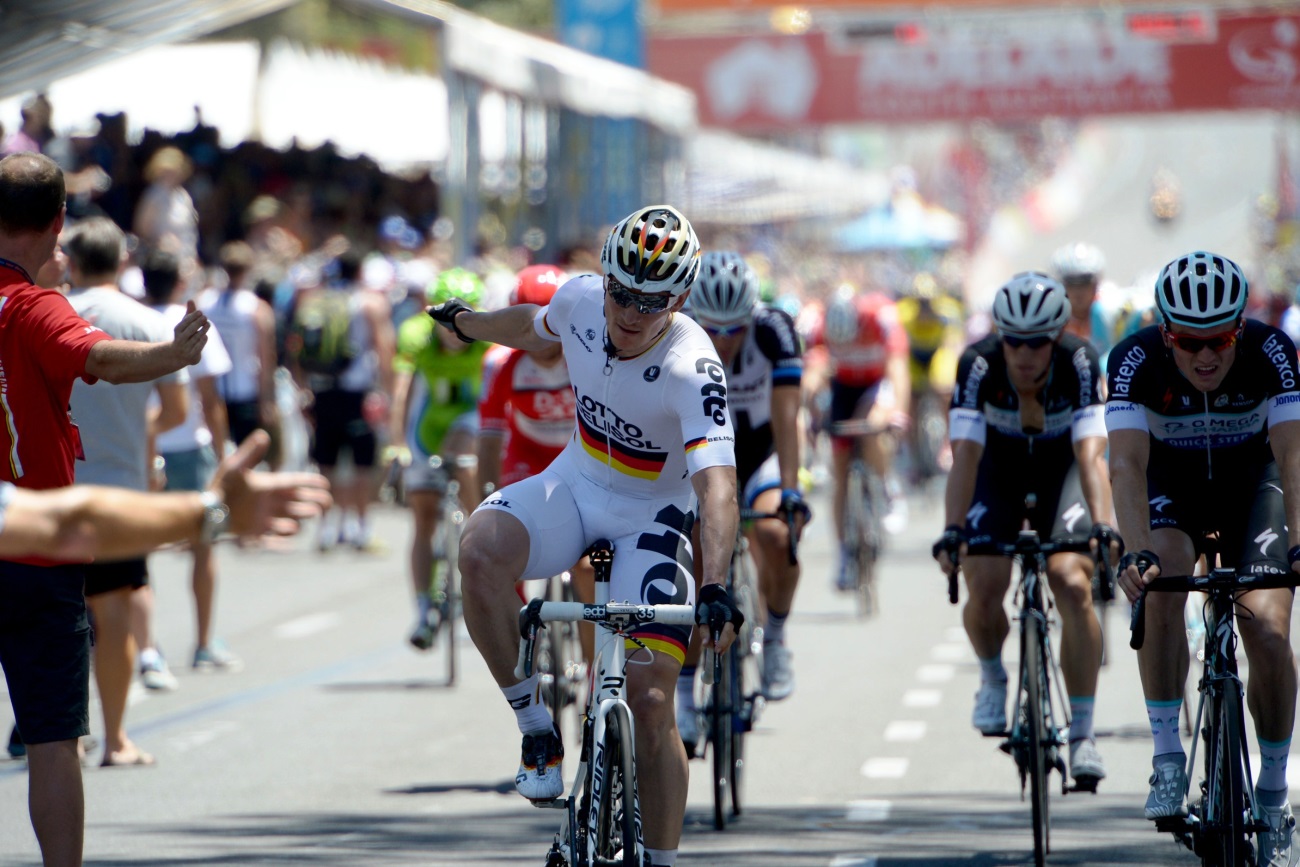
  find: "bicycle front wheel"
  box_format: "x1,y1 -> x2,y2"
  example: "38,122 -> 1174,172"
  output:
1202,679 -> 1252,867
709,651 -> 733,831
594,703 -> 641,867
1024,613 -> 1050,867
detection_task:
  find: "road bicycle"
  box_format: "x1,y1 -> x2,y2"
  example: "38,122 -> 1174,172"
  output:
699,506 -> 803,830
534,569 -> 587,744
417,457 -> 465,686
1131,565 -> 1300,866
832,420 -> 890,618
517,540 -> 698,867
1092,545 -> 1116,667
947,529 -> 1102,867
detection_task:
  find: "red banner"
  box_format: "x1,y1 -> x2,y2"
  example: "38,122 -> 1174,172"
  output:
648,13 -> 1300,127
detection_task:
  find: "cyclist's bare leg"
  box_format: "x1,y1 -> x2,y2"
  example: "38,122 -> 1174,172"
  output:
459,508 -> 532,687
829,445 -> 851,548
627,650 -> 688,851
1236,586 -> 1298,743
749,487 -> 797,616
1135,529 -> 1195,703
961,555 -> 1014,659
1045,551 -> 1102,697
406,490 -> 441,599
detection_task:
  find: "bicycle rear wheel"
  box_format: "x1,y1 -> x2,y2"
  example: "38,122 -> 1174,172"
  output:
1024,613 -> 1050,867
844,464 -> 876,618
594,703 -> 640,867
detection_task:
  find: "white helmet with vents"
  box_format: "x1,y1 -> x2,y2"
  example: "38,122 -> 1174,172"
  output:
992,271 -> 1070,339
1051,243 -> 1106,282
601,205 -> 701,296
691,252 -> 759,325
1155,252 -> 1248,330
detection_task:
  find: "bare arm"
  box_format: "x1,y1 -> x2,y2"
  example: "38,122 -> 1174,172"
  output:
1269,419 -> 1300,562
197,376 -> 229,458
0,432 -> 330,561
151,380 -> 188,436
366,295 -> 397,398
887,352 -> 911,419
254,299 -> 279,425
1109,427 -> 1154,600
1073,435 -> 1114,526
770,385 -> 803,491
85,302 -> 208,384
441,305 -> 553,352
691,463 -> 739,651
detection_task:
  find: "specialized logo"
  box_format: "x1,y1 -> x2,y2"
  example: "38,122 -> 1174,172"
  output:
1150,495 -> 1173,513
966,501 -> 989,530
1062,502 -> 1086,533
643,365 -> 661,382
1256,527 -> 1279,556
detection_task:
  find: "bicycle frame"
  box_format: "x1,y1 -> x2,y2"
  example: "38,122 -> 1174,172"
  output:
517,542 -> 696,867
1131,568 -> 1298,862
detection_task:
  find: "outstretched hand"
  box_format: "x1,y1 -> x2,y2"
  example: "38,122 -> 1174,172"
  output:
209,431 -> 332,539
172,300 -> 210,366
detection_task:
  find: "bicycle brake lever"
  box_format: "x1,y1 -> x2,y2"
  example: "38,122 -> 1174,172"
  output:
1130,592 -> 1147,651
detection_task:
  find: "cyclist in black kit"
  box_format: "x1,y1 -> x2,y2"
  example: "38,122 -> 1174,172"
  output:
1108,252 -> 1300,865
934,272 -> 1119,791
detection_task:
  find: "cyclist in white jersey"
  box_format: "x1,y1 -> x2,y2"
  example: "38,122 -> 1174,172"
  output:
430,206 -> 741,867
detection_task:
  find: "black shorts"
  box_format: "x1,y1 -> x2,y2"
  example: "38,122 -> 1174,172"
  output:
84,558 -> 149,598
1148,462 -> 1289,575
964,454 -> 1092,553
310,388 -> 376,469
0,562 -> 91,744
226,398 -> 262,446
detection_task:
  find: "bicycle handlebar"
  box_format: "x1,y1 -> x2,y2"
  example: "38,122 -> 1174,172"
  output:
944,534 -> 1096,607
1128,569 -> 1300,651
513,597 -> 698,680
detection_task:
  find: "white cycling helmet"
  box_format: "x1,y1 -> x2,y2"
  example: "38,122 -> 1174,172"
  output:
1155,251 -> 1248,330
824,294 -> 859,345
602,205 -> 701,296
691,252 -> 759,325
1051,243 -> 1106,282
992,272 -> 1070,339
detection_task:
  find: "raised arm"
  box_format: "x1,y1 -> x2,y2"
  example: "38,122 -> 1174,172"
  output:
429,302 -> 552,352
85,301 -> 208,383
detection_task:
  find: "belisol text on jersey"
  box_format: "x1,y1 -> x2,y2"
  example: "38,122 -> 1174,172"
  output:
576,393 -> 661,449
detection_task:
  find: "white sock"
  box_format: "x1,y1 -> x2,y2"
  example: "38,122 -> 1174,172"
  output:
502,674 -> 552,735
1147,699 -> 1184,758
1258,737 -> 1292,797
138,646 -> 162,668
979,655 -> 1007,685
676,666 -> 697,714
1069,696 -> 1096,743
646,848 -> 677,867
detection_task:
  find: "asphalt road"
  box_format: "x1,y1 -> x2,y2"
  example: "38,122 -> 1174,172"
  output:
3,478 -> 1292,866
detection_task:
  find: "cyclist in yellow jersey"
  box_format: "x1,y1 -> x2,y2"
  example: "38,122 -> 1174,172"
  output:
897,273 -> 963,480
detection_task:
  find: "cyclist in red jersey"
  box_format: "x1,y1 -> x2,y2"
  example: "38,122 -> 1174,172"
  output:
806,287 -> 910,590
478,265 -> 576,493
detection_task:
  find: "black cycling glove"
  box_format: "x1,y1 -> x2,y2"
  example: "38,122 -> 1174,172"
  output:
696,583 -> 744,637
778,488 -> 812,522
932,524 -> 966,562
1089,522 -> 1125,558
427,298 -> 475,343
1117,549 -> 1161,577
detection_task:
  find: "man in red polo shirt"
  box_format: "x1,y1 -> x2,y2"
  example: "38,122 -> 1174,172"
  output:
0,152 -> 207,867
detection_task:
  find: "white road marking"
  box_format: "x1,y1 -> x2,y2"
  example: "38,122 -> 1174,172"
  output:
884,720 -> 927,742
860,757 -> 909,778
902,689 -> 942,707
273,612 -> 341,639
930,643 -> 971,662
945,626 -> 968,643
846,800 -> 891,822
830,855 -> 878,866
916,663 -> 955,683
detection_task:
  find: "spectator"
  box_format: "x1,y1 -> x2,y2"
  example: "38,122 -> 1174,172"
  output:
197,241 -> 279,453
64,216 -> 192,766
143,250 -> 243,674
133,145 -> 199,265
287,249 -> 394,551
0,152 -> 206,867
1,94 -> 51,156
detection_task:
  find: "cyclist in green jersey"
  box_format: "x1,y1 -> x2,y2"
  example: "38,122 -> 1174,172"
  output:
391,268 -> 488,650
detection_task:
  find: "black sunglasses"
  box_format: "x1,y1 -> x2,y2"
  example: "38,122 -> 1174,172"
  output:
1003,334 -> 1053,350
604,275 -> 673,314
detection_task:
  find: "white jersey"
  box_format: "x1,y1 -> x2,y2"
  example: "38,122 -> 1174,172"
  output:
198,287 -> 262,402
534,275 -> 736,500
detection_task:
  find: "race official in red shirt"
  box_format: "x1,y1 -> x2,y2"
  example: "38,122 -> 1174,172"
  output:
0,152 -> 207,867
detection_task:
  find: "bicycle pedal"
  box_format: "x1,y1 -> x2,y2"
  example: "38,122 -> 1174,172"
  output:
1153,815 -> 1192,833
1068,777 -> 1100,794
530,798 -> 568,810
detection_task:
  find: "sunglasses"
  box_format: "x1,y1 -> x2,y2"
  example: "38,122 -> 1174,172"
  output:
1163,326 -> 1241,354
1002,335 -> 1053,350
605,275 -> 673,314
700,320 -> 749,338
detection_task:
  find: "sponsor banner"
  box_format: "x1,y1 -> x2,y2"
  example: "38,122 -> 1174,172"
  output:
557,0 -> 644,68
647,13 -> 1300,126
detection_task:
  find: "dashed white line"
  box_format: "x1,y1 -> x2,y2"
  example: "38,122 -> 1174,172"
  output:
860,757 -> 909,779
916,663 -> 955,683
902,689 -> 942,707
273,612 -> 341,639
830,855 -> 878,866
883,720 -> 927,742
